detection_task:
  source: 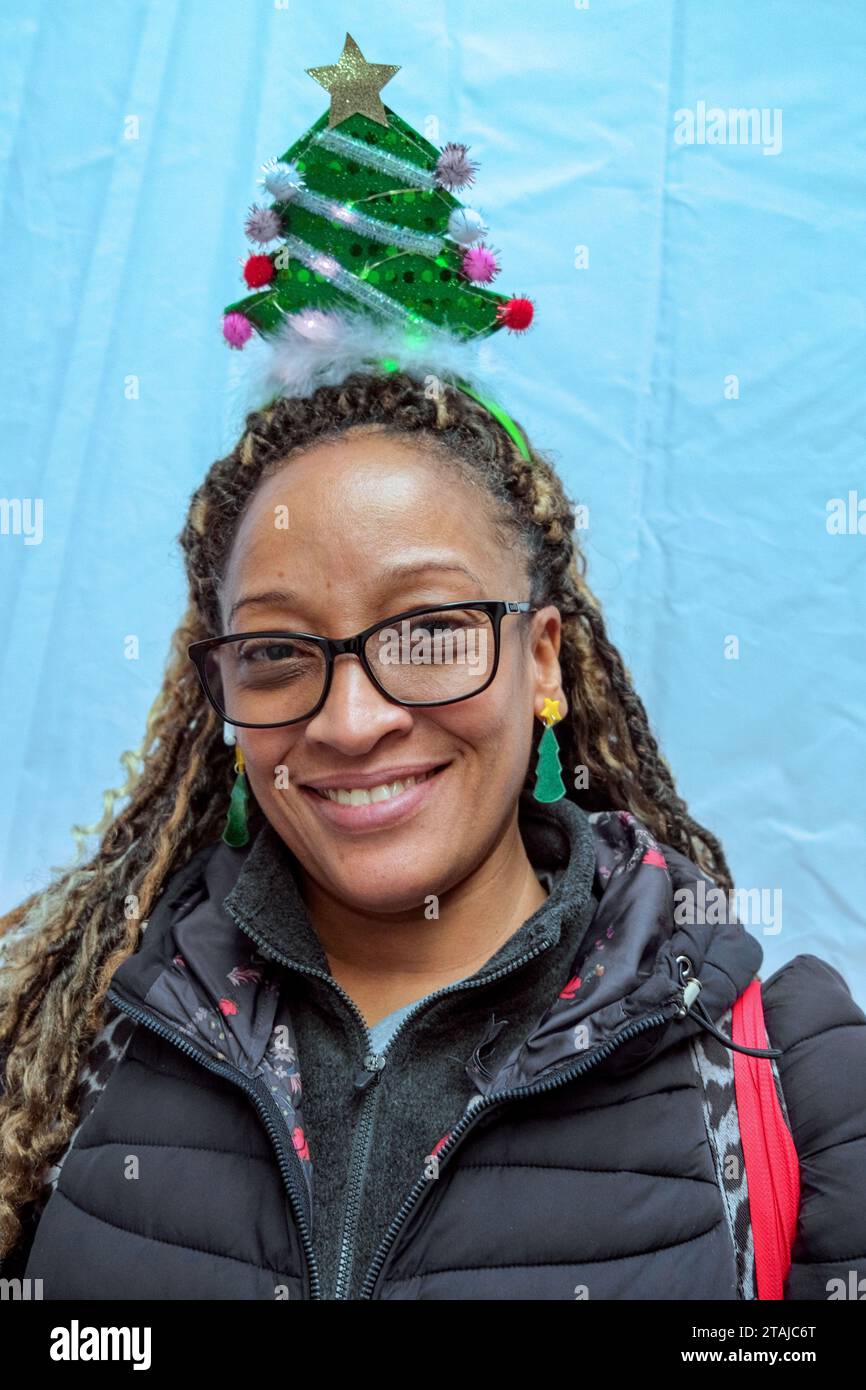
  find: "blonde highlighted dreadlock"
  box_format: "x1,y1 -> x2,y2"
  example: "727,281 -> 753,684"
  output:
0,369 -> 732,1261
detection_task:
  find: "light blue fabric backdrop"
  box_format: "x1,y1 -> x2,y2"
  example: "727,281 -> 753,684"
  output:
1,1 -> 863,998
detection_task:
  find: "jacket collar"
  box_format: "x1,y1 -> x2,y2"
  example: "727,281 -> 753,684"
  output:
220,788 -> 598,982
488,809 -> 764,1091
108,795 -> 763,1095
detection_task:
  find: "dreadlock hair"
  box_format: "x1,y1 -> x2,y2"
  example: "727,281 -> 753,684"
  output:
0,367 -> 733,1262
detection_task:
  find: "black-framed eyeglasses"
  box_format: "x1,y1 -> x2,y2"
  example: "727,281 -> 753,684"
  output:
188,599 -> 538,729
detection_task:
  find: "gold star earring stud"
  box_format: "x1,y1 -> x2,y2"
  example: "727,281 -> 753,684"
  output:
533,698 -> 566,803
539,697 -> 562,725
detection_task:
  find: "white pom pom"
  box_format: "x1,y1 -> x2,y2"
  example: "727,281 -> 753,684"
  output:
448,207 -> 488,246
260,157 -> 304,202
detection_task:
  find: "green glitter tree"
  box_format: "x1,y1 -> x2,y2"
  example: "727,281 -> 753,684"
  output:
222,33 -> 533,349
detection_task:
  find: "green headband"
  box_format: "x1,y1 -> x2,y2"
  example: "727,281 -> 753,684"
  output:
452,379 -> 532,463
377,357 -> 531,463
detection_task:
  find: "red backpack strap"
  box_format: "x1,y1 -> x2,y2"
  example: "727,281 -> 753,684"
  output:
731,977 -> 801,1299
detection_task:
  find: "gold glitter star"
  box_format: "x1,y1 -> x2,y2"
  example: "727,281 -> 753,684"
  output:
306,33 -> 400,130
540,697 -> 562,724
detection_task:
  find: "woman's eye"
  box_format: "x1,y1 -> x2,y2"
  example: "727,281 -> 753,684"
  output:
411,617 -> 477,637
239,641 -> 296,662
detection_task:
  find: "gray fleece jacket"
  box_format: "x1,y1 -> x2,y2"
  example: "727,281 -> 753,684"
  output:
218,787 -> 599,1298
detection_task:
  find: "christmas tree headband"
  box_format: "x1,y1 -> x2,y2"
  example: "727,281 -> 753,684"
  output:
221,33 -> 535,463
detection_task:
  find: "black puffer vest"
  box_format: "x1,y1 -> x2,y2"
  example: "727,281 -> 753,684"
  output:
14,793 -> 866,1299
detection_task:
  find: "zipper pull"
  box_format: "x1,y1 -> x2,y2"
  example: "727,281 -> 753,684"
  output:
354,1052 -> 387,1092
673,955 -> 704,1014
675,955 -> 782,1058
464,1012 -> 509,1088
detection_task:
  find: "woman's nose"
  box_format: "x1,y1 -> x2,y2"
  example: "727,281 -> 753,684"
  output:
303,652 -> 412,749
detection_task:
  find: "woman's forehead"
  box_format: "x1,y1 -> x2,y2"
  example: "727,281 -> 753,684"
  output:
233,436 -> 502,554
257,429 -> 454,499
221,434 -> 524,617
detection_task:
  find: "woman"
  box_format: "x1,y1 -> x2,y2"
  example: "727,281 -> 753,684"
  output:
1,370 -> 864,1300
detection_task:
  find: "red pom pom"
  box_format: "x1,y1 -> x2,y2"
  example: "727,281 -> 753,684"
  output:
243,253 -> 275,289
497,296 -> 534,332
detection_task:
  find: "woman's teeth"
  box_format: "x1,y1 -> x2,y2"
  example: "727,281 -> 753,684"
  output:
315,769 -> 437,805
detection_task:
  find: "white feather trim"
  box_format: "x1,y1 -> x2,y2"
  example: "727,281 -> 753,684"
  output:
222,307 -> 509,432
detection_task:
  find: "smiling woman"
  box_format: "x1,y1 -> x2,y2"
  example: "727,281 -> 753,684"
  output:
200,433 -> 563,930
1,30 -> 865,1304
1,368 -> 864,1303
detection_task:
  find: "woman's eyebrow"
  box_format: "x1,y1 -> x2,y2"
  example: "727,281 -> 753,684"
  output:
228,561 -> 485,625
374,558 -> 485,588
228,589 -> 304,624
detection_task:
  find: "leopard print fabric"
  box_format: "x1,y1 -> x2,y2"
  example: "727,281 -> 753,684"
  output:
689,1006 -> 756,1298
33,1001 -> 137,1217
688,995 -> 793,1300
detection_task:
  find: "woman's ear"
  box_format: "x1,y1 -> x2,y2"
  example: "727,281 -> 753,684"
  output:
530,606 -> 567,721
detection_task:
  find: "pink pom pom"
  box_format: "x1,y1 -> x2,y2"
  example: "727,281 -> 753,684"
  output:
461,244 -> 500,284
222,312 -> 253,348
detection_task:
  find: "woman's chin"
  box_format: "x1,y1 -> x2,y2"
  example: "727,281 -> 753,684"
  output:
291,845 -> 450,914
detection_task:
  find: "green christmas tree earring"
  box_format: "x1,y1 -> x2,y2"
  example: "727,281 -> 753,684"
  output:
222,743 -> 251,848
532,698 -> 566,803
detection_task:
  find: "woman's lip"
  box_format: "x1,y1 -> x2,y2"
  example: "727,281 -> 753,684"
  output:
298,764 -> 449,832
301,762 -> 444,791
